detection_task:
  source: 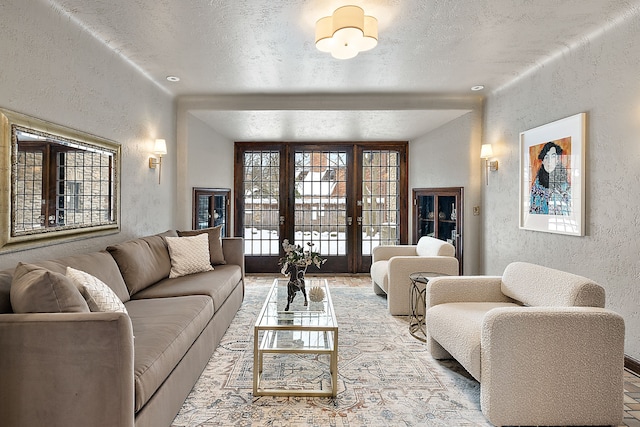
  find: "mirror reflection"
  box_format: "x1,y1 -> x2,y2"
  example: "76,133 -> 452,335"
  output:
14,126 -> 117,234
1,108 -> 120,251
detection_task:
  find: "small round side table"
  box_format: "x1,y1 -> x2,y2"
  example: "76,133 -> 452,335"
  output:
409,272 -> 442,342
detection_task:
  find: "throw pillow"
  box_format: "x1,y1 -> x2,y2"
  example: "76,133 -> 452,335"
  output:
66,267 -> 128,314
166,233 -> 215,278
106,230 -> 177,296
177,225 -> 226,265
10,263 -> 90,313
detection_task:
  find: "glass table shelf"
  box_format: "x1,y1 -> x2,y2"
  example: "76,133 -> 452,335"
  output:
253,277 -> 338,397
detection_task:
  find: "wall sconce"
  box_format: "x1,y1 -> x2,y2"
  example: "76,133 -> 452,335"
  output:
149,139 -> 167,184
480,144 -> 498,185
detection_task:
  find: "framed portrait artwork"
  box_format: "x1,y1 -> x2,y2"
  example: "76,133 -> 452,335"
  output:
519,112 -> 586,236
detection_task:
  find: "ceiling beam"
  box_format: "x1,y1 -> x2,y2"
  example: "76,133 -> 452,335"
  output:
177,93 -> 483,112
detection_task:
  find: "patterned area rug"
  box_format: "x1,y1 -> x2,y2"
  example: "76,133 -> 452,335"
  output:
172,284 -> 490,426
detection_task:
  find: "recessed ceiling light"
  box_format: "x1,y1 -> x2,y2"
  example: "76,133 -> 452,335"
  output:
166,76 -> 180,82
471,85 -> 485,91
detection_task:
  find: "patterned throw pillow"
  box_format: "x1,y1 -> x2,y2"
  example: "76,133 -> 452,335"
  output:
66,267 -> 128,314
165,233 -> 215,278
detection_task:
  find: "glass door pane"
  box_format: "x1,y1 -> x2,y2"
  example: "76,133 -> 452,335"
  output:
213,195 -> 227,236
235,142 -> 407,273
243,150 -> 281,256
293,149 -> 348,260
438,195 -> 457,244
361,150 -> 401,255
196,195 -> 211,229
416,194 -> 435,239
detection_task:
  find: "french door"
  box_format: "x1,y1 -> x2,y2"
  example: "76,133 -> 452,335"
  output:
235,142 -> 407,273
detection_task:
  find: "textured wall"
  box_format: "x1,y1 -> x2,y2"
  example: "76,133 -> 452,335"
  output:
409,111 -> 483,275
483,12 -> 640,358
0,1 -> 175,269
177,113 -> 235,231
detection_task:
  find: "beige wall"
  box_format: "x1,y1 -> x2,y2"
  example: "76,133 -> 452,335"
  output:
482,12 -> 640,358
409,110 -> 484,275
176,113 -> 235,231
3,0 -> 638,360
0,1 -> 175,269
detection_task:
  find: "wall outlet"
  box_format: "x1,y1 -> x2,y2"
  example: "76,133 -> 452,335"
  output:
473,206 -> 480,216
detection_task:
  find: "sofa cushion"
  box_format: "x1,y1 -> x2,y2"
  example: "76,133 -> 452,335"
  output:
166,234 -> 214,278
66,267 -> 128,314
125,295 -> 213,412
12,251 -> 131,303
0,270 -> 13,313
178,226 -> 226,265
10,263 -> 90,313
501,262 -> 605,308
370,260 -> 389,293
416,236 -> 455,257
426,301 -> 519,381
55,251 -> 131,303
131,264 -> 242,312
107,231 -> 177,295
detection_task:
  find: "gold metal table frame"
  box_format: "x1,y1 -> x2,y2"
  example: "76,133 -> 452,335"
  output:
409,272 -> 446,342
253,277 -> 338,397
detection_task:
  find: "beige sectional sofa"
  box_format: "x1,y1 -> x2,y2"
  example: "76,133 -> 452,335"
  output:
0,229 -> 245,427
426,261 -> 625,427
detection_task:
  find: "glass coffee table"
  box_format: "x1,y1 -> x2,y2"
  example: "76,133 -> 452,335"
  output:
253,277 -> 338,397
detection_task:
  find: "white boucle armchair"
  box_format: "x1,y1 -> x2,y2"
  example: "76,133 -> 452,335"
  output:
370,236 -> 459,315
425,261 -> 625,427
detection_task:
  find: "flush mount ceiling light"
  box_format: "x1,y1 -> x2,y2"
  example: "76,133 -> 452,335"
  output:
315,5 -> 378,60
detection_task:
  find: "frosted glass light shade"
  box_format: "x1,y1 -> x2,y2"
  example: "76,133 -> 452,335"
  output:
359,16 -> 378,51
315,5 -> 378,59
331,43 -> 358,59
315,16 -> 335,52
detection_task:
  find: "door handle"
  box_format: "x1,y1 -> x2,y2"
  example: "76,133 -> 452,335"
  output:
279,216 -> 285,225
357,216 -> 363,225
347,217 -> 352,226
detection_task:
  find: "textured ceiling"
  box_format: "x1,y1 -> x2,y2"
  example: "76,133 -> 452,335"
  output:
47,0 -> 640,141
190,109 -> 471,142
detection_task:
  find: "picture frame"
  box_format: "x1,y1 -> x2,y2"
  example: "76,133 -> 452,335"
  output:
519,112 -> 586,236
